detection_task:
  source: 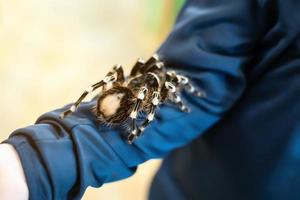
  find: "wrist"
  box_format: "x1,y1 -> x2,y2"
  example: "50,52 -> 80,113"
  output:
0,144 -> 29,200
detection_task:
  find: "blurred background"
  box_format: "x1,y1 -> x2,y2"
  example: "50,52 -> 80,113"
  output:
0,0 -> 184,199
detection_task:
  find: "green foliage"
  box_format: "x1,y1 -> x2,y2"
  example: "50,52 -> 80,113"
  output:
145,0 -> 163,32
174,0 -> 185,19
145,0 -> 185,34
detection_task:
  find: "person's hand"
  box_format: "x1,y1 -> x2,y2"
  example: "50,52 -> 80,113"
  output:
0,144 -> 28,200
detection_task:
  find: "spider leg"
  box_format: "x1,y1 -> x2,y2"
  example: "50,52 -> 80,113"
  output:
160,71 -> 190,112
113,64 -> 125,84
176,74 -> 206,97
60,65 -> 125,119
142,53 -> 160,73
165,81 -> 191,113
60,81 -> 105,119
127,71 -> 161,143
129,54 -> 160,77
135,91 -> 160,137
130,58 -> 145,76
127,86 -> 148,144
145,62 -> 164,74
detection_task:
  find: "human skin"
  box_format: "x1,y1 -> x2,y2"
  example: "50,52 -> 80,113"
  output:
0,144 -> 28,200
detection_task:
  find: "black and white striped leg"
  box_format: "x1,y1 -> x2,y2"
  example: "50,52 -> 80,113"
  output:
165,81 -> 190,113
60,80 -> 106,119
145,62 -> 164,73
142,54 -> 160,73
177,75 -> 206,97
113,64 -> 125,83
129,53 -> 160,77
127,86 -> 148,144
136,91 -> 160,136
60,66 -> 125,119
171,92 -> 191,113
130,58 -> 145,76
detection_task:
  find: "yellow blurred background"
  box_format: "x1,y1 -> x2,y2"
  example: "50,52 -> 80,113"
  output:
0,0 -> 183,199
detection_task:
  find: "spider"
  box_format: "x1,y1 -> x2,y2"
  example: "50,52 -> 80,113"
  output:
60,54 -> 205,144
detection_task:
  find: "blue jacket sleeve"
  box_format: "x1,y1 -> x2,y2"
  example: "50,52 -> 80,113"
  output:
3,0 -> 260,199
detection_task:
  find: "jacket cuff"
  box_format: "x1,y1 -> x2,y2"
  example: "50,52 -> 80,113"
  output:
3,122 -> 135,199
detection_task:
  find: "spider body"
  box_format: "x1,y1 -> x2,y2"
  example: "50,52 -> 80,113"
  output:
61,54 -> 205,144
95,85 -> 135,125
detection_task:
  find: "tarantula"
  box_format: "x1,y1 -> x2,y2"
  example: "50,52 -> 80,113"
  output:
60,54 -> 205,144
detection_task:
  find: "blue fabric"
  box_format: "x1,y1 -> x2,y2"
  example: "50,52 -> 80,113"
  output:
149,0 -> 300,200
2,0 -> 300,199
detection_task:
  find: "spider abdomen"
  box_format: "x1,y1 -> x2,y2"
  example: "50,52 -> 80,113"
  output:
94,85 -> 135,125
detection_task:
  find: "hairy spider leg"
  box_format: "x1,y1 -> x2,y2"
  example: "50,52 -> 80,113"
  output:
165,81 -> 190,113
136,91 -> 160,137
127,72 -> 161,143
127,86 -> 148,144
145,62 -> 164,74
175,74 -> 206,97
60,65 -> 125,119
164,72 -> 190,112
140,53 -> 160,74
60,81 -> 105,119
129,53 -> 159,77
129,58 -> 145,76
113,64 -> 125,83
134,72 -> 161,138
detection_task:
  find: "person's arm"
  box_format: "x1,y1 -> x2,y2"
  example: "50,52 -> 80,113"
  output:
2,0 -> 261,199
0,144 -> 28,200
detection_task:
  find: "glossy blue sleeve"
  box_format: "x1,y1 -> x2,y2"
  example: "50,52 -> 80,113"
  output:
2,0 -> 260,199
